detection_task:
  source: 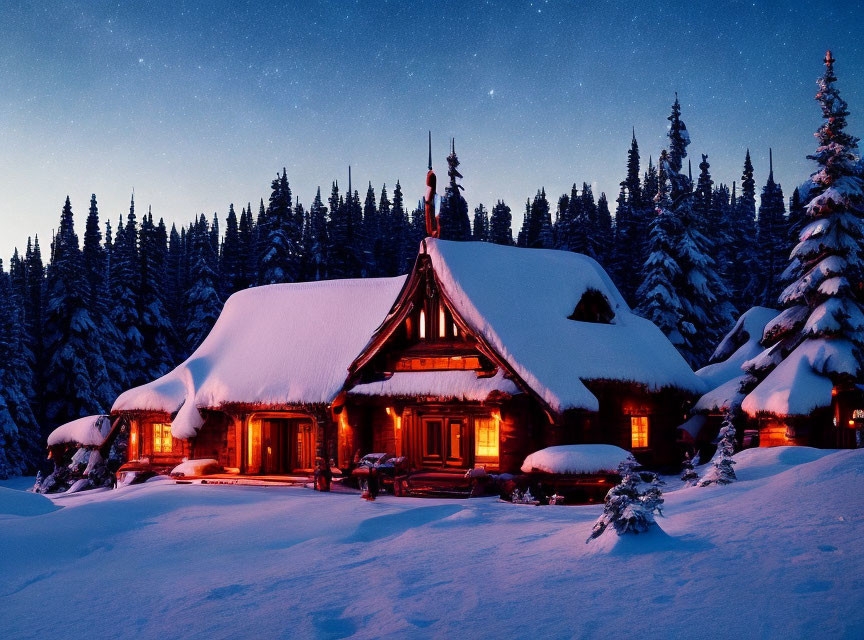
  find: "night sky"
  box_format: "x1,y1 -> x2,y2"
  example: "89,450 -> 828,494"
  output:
1,0 -> 863,259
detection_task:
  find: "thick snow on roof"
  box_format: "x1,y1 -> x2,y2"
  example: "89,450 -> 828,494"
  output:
521,444 -> 631,474
425,239 -> 705,412
741,338 -> 855,417
348,370 -> 519,401
694,307 -> 779,413
113,277 -> 407,436
47,415 -> 111,447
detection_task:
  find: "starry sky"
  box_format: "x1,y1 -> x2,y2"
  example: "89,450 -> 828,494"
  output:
1,0 -> 863,259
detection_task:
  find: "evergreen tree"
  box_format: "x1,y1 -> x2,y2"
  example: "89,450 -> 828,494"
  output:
221,203 -> 242,295
43,197 -> 103,426
554,192 -> 571,251
786,187 -> 806,259
595,192 -> 613,267
110,198 -> 144,389
680,452 -> 699,486
306,187 -> 329,280
139,209 -> 174,378
579,184 -> 600,259
184,215 -> 222,352
743,52 -> 864,416
165,223 -> 186,361
438,140 -> 471,241
613,131 -> 646,304
516,199 -> 531,248
753,150 -> 788,306
391,181 -> 414,274
24,236 -> 45,423
587,455 -> 664,541
472,203 -> 489,241
326,182 -> 351,279
362,182 -> 380,275
636,152 -> 685,347
237,204 -> 255,289
258,169 -> 299,284
728,151 -> 758,309
347,182 -> 365,277
700,412 -> 737,486
489,200 -> 513,246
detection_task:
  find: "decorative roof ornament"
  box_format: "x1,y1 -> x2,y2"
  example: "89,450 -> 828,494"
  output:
424,131 -> 440,238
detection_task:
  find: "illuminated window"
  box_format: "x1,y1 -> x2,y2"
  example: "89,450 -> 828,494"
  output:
247,419 -> 261,467
419,310 -> 426,339
153,422 -> 173,453
475,416 -> 499,461
631,416 -> 649,449
453,323 -> 458,337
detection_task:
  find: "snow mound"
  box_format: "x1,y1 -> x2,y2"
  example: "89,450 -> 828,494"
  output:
731,446 -> 837,481
46,415 -> 111,447
426,239 -> 705,412
0,487 -> 60,517
170,459 -> 223,477
521,444 -> 630,474
113,276 -> 407,438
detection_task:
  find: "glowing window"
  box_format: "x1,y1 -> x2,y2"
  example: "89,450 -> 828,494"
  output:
419,310 -> 426,340
631,416 -> 649,449
439,305 -> 447,338
475,417 -> 499,461
153,422 -> 173,453
247,419 -> 261,467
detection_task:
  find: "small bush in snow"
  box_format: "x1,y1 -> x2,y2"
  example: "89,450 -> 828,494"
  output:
680,452 -> 700,486
587,455 -> 664,542
700,413 -> 737,486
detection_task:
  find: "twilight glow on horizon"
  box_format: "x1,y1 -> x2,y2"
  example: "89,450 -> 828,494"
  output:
1,0 -> 862,258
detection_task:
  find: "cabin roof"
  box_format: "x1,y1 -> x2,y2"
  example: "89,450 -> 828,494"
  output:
422,239 -> 706,412
347,370 -> 520,401
112,276 -> 407,437
47,415 -> 111,447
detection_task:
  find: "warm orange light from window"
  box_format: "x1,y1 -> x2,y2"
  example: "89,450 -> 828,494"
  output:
475,416 -> 499,461
439,305 -> 446,337
453,323 -> 458,337
153,423 -> 172,453
247,419 -> 261,467
631,416 -> 649,448
385,407 -> 392,416
419,310 -> 426,339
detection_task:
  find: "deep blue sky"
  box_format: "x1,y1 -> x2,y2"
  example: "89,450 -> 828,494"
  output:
1,0 -> 863,259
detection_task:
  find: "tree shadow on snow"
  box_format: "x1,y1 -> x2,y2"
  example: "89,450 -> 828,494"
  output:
342,504 -> 464,544
586,525 -> 714,556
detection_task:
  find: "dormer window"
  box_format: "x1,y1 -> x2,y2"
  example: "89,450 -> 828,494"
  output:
568,289 -> 614,324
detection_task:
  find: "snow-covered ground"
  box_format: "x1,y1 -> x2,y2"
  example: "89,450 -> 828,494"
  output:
1,447 -> 863,640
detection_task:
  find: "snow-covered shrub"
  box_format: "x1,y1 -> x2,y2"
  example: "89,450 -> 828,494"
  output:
701,413 -> 737,486
680,452 -> 700,486
587,456 -> 664,542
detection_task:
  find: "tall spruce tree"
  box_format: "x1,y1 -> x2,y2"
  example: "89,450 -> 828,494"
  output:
43,197 -> 103,426
306,187 -> 329,281
23,236 -> 45,423
742,52 -> 864,425
221,203 -> 242,295
637,151 -> 685,348
362,182 -> 380,275
259,169 -> 299,284
438,140 -> 471,241
111,197 -> 144,389
753,150 -> 788,306
728,151 -> 758,310
184,215 -> 222,353
489,200 -> 514,246
614,131 -> 645,305
472,204 -> 489,241
237,204 -> 255,289
595,192 -> 613,267
139,209 -> 174,378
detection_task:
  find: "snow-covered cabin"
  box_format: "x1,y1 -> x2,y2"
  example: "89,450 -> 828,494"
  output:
111,239 -> 705,479
693,306 -> 864,450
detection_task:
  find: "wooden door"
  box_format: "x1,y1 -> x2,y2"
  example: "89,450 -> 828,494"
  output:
293,420 -> 315,471
419,417 -> 466,468
445,419 -> 465,466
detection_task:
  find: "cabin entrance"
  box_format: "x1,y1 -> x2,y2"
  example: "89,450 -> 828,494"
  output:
246,417 -> 315,474
419,416 -> 466,468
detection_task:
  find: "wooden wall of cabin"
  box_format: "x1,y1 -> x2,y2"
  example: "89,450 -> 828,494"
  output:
190,412 -> 238,470
130,414 -> 190,468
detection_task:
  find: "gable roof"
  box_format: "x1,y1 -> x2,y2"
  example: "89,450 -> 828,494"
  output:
355,239 -> 704,413
112,276 -> 407,437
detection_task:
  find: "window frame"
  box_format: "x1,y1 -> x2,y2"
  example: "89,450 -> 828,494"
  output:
630,415 -> 649,449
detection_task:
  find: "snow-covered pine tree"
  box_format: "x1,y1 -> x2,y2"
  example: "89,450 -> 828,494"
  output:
43,197 -> 103,427
595,192 -> 613,268
139,210 -> 175,378
111,198 -> 145,388
237,204 -> 255,289
0,260 -> 41,475
752,150 -> 788,306
437,139 -> 471,241
489,200 -> 514,246
221,203 -> 242,294
362,182 -> 380,275
742,52 -> 864,421
165,223 -> 187,362
728,151 -> 758,311
81,194 -> 121,409
613,131 -> 645,305
23,235 -> 45,424
184,214 -> 222,353
472,203 -> 489,241
306,187 -> 329,281
259,169 -> 300,284
786,187 -> 805,261
587,455 -> 664,541
579,183 -> 601,259
700,412 -> 737,485
529,188 -> 554,249
680,451 -> 700,486
637,151 -> 686,349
